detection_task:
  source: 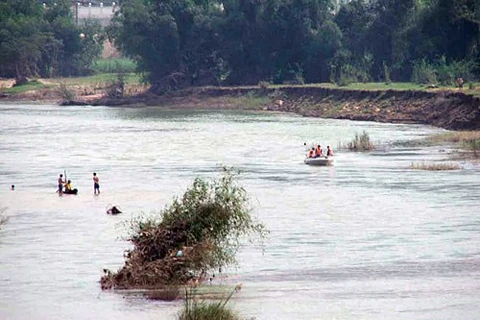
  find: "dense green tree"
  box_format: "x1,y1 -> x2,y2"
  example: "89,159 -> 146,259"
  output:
0,0 -> 104,81
100,0 -> 480,87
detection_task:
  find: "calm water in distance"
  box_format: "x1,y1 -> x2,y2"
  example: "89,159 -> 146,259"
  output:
0,104 -> 479,320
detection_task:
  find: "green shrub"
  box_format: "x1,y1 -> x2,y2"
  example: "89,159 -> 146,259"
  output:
93,58 -> 137,74
436,57 -> 476,86
411,57 -> 477,86
411,59 -> 437,85
100,169 -> 267,290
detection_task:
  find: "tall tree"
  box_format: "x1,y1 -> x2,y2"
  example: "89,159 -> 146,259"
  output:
0,0 -> 104,80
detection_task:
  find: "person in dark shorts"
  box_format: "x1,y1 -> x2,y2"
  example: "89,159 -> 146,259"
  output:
58,174 -> 65,194
93,172 -> 100,194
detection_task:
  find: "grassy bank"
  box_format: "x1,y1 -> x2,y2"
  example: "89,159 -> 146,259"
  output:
0,73 -> 146,101
265,81 -> 479,94
2,79 -> 471,96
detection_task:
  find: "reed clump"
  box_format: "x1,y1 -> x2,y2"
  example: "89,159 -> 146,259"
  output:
178,288 -> 241,320
100,169 -> 267,290
346,131 -> 375,151
409,162 -> 460,171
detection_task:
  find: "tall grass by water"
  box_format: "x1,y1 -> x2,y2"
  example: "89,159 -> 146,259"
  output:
93,58 -> 137,74
428,131 -> 480,157
178,288 -> 241,320
344,131 -> 375,151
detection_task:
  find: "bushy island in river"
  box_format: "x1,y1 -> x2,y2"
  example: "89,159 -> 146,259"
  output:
100,169 -> 267,290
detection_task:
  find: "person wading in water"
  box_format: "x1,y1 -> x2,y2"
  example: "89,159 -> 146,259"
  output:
93,172 -> 100,195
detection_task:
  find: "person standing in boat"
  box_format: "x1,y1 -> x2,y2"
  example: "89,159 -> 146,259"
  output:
315,145 -> 323,158
326,146 -> 333,157
57,174 -> 65,194
93,172 -> 100,194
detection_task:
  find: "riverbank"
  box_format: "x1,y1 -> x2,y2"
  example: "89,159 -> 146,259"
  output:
145,86 -> 479,131
63,85 -> 480,131
2,79 -> 479,130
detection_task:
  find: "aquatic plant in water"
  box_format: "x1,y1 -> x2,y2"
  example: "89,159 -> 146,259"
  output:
100,168 -> 267,290
346,131 -> 375,151
409,162 -> 460,171
178,288 -> 241,320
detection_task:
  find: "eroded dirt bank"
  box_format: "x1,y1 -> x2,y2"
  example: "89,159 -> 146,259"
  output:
181,87 -> 480,130
3,83 -> 479,130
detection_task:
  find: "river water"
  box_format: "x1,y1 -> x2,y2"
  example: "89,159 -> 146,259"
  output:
0,104 -> 479,320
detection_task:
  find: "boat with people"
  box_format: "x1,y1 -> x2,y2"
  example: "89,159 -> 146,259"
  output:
304,144 -> 334,166
304,156 -> 334,166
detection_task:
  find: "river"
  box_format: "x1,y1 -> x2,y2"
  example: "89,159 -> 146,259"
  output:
0,104 -> 479,320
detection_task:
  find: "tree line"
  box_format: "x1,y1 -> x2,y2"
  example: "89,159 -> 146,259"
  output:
1,0 -> 479,90
0,0 -> 103,84
106,0 -> 479,91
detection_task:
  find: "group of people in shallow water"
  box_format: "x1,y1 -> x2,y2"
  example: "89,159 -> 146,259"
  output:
57,172 -> 100,195
306,144 -> 333,158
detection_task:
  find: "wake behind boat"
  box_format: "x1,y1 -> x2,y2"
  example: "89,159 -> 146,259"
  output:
304,156 -> 334,166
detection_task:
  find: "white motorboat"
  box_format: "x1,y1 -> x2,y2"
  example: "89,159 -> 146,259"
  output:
304,156 -> 334,166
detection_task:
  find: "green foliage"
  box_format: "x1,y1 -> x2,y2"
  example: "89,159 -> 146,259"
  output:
93,58 -> 137,74
346,131 -> 375,151
1,80 -> 48,94
411,57 -> 477,85
100,169 -> 267,289
2,0 -> 477,85
411,59 -> 437,84
179,288 -> 241,320
0,0 -> 105,79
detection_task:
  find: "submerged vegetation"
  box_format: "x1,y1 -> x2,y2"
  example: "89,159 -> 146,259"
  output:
428,131 -> 480,144
428,131 -> 480,157
101,169 -> 267,290
409,162 -> 461,171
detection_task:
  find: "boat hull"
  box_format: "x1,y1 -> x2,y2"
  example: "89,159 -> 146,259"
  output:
304,157 -> 334,166
64,188 -> 78,195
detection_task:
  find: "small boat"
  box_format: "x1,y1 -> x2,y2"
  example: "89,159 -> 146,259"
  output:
304,156 -> 334,166
64,188 -> 78,195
